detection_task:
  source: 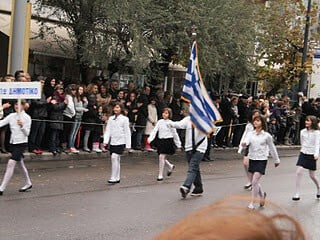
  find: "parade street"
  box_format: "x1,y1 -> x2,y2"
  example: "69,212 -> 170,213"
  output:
0,147 -> 320,240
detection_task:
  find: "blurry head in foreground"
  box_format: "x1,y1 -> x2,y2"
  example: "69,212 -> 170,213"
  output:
153,197 -> 305,240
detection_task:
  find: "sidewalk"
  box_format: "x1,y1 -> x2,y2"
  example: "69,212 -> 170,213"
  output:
0,144 -> 301,164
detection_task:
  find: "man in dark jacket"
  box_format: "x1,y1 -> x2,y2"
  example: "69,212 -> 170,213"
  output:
28,76 -> 49,154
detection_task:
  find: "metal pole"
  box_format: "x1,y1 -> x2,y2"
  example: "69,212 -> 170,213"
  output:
9,0 -> 28,75
299,0 -> 312,96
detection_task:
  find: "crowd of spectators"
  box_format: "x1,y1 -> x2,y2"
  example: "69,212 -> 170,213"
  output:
0,71 -> 317,156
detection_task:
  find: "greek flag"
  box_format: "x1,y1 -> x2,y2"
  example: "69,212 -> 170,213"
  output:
182,41 -> 222,135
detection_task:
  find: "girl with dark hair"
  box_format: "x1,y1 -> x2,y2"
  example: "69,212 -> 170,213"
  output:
242,115 -> 280,209
69,85 -> 88,153
63,84 -> 76,153
103,102 -> 131,184
238,110 -> 261,190
292,115 -> 320,201
148,108 -> 181,181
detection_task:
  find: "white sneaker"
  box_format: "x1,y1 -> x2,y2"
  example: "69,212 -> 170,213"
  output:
70,147 -> 79,153
94,148 -> 102,153
247,203 -> 255,210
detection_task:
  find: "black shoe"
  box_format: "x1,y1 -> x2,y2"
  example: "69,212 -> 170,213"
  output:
0,191 -> 3,195
260,192 -> 267,207
316,194 -> 320,199
0,149 -> 8,154
157,177 -> 163,181
180,186 -> 189,199
292,196 -> 300,201
190,189 -> 203,196
107,180 -> 120,184
244,184 -> 252,190
167,165 -> 175,176
19,185 -> 32,192
202,158 -> 213,162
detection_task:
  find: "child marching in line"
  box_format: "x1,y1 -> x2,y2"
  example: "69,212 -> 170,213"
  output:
241,115 -> 280,209
148,108 -> 181,181
238,110 -> 261,190
292,115 -> 320,201
103,102 -> 131,184
0,100 -> 32,195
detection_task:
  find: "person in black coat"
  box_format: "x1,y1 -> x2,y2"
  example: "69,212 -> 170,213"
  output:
28,76 -> 49,154
48,85 -> 67,155
82,83 -> 99,152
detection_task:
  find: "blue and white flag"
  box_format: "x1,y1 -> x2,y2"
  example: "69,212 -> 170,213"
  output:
182,41 -> 222,135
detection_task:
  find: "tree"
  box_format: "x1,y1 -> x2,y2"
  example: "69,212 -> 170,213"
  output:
254,0 -> 320,95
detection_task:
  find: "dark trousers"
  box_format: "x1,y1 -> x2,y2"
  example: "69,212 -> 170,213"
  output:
50,128 -> 61,152
29,120 -> 46,151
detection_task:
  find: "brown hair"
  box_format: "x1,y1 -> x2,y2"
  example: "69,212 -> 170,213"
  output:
253,115 -> 267,131
306,115 -> 319,130
153,197 -> 306,240
163,108 -> 172,119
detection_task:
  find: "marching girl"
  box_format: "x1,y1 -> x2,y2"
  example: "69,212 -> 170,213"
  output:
238,110 -> 261,190
241,115 -> 280,209
148,108 -> 181,181
292,115 -> 320,201
0,100 -> 32,195
103,102 -> 131,184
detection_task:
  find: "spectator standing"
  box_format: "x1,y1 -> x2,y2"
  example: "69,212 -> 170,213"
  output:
28,76 -> 48,154
109,80 -> 119,101
43,77 -> 56,98
97,83 -> 111,106
63,84 -> 76,153
144,97 -> 158,151
48,84 -> 67,155
82,84 -> 99,152
69,85 -> 88,153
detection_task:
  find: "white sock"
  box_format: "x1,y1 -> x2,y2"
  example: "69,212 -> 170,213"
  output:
110,153 -> 118,181
115,154 -> 121,181
0,159 -> 17,191
165,159 -> 173,170
18,159 -> 32,187
158,154 -> 165,178
295,167 -> 303,196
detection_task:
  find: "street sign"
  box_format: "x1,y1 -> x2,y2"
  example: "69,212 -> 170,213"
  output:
0,82 -> 41,99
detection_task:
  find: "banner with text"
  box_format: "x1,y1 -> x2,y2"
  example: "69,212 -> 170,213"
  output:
0,82 -> 41,99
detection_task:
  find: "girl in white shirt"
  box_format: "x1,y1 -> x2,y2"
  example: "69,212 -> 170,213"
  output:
103,103 -> 131,184
238,110 -> 261,190
242,115 -> 280,209
292,115 -> 320,201
148,108 -> 181,181
0,100 -> 32,195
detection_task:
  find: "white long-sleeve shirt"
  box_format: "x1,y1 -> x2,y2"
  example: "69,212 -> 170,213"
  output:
0,111 -> 31,144
238,123 -> 254,154
300,128 -> 320,158
169,116 -> 207,153
148,119 -> 181,148
63,95 -> 76,118
103,114 -> 131,149
243,130 -> 280,164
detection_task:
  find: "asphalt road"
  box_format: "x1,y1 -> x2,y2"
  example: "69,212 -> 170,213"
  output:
0,148 -> 319,240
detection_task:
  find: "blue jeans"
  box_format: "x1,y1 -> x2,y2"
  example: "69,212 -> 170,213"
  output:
135,127 -> 144,148
183,151 -> 204,190
69,120 -> 81,148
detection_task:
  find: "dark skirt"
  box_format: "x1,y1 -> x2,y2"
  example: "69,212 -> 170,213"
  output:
248,159 -> 268,175
297,152 -> 316,170
157,138 -> 176,155
109,144 -> 125,155
10,143 -> 27,161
